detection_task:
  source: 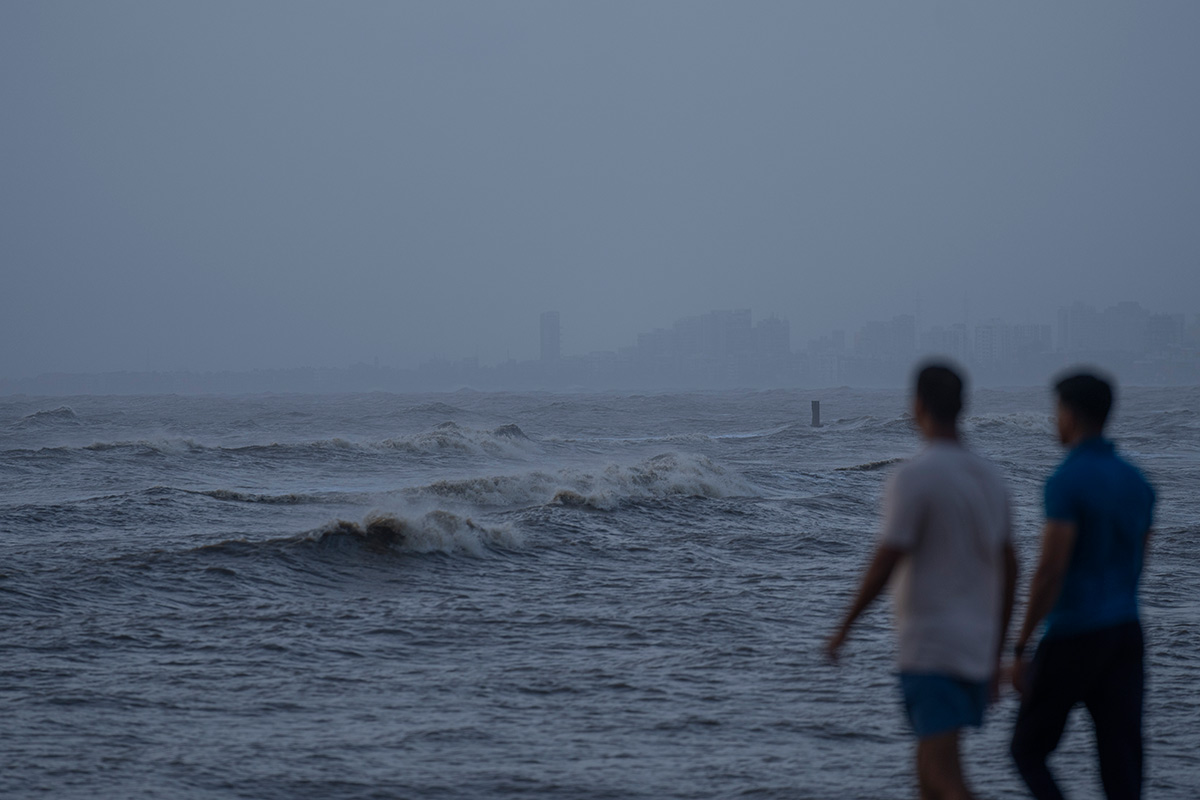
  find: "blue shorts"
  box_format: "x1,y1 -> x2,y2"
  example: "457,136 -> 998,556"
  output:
899,672 -> 988,739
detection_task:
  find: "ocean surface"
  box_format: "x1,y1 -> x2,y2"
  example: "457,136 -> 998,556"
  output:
1,388 -> 1197,799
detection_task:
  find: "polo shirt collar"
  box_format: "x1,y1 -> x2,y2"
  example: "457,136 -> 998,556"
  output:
1070,435 -> 1114,456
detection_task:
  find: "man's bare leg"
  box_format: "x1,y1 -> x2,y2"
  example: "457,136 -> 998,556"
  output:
916,729 -> 974,800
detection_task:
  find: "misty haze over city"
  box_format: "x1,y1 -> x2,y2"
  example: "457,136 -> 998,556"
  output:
4,3 -> 1199,388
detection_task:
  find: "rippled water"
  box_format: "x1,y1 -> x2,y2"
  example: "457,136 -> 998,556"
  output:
2,388 -> 1197,799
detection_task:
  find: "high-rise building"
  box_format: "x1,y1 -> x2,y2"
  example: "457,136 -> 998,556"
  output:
540,311 -> 560,362
1148,313 -> 1185,352
854,315 -> 916,359
1101,301 -> 1151,353
920,323 -> 970,363
974,319 -> 1052,364
755,316 -> 791,359
1059,302 -> 1103,353
973,318 -> 1006,364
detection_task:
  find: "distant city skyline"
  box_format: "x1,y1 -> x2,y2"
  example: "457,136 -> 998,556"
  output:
5,298 -> 1197,395
522,299 -> 1195,365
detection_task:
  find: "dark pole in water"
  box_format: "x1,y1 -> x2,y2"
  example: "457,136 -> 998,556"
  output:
811,400 -> 821,428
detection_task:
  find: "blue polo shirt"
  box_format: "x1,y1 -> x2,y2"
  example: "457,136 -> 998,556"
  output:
1043,437 -> 1155,638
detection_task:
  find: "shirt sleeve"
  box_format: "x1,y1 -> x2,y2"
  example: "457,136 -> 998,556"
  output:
880,468 -> 922,551
1044,470 -> 1075,523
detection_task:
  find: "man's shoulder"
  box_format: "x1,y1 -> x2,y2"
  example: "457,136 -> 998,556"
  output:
905,443 -> 1000,474
961,446 -> 1006,482
1111,450 -> 1155,503
1046,455 -> 1082,500
897,444 -> 1004,490
891,447 -> 942,482
1110,448 -> 1151,480
1050,447 -> 1091,481
1048,444 -> 1154,507
1055,443 -> 1142,482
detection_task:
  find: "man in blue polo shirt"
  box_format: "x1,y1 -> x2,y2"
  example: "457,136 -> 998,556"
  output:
1010,372 -> 1155,800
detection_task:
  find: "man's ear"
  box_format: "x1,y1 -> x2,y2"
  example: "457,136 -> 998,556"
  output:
1056,402 -> 1076,443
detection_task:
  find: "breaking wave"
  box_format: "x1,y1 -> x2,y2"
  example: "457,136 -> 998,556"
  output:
5,423 -> 534,460
0,451 -> 752,520
402,402 -> 467,417
15,406 -> 80,427
544,425 -> 789,447
378,422 -> 532,456
197,510 -> 519,558
407,452 -> 755,511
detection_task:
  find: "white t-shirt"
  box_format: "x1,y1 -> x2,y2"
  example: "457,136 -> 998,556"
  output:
880,440 -> 1012,682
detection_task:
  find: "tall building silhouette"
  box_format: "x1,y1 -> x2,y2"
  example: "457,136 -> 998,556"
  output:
540,311 -> 560,362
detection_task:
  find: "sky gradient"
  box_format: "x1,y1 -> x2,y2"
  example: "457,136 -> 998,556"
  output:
3,2 -> 1198,377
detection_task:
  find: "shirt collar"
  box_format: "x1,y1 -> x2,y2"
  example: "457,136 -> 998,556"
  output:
1070,435 -> 1114,456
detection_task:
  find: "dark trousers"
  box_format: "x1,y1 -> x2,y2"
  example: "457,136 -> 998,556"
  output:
1010,620 -> 1144,800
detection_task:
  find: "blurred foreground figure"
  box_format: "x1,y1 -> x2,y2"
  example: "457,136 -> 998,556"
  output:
1010,373 -> 1155,799
827,363 -> 1018,800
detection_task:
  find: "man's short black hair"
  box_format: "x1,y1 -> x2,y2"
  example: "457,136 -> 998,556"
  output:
1054,372 -> 1113,430
915,362 -> 964,424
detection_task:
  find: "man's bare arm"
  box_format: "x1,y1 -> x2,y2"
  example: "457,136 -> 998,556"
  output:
1010,520 -> 1075,696
826,545 -> 905,662
1014,520 -> 1076,654
999,542 -> 1019,653
992,543 -> 1019,698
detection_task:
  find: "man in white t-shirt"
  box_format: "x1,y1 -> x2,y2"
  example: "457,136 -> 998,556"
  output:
826,363 -> 1019,800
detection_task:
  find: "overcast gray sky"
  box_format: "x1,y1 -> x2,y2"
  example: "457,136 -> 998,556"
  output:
3,2 -> 1198,377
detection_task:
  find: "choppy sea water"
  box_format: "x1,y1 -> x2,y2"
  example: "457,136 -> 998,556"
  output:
1,388 -> 1197,799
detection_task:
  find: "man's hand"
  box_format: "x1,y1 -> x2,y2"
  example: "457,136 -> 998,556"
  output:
989,659 -> 1003,704
825,626 -> 849,663
1011,655 -> 1031,698
825,545 -> 905,666
1013,520 -> 1075,667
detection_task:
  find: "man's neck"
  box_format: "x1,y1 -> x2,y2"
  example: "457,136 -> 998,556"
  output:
1065,428 -> 1104,448
924,424 -> 959,443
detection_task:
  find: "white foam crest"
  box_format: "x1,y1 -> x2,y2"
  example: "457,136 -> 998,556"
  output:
818,414 -> 910,432
711,424 -> 792,440
543,432 -> 715,446
64,425 -> 534,458
404,451 -> 754,511
416,471 -> 562,507
541,426 -> 786,446
585,452 -> 755,509
312,511 -> 521,556
399,510 -> 523,555
380,422 -> 532,457
17,406 -> 79,427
